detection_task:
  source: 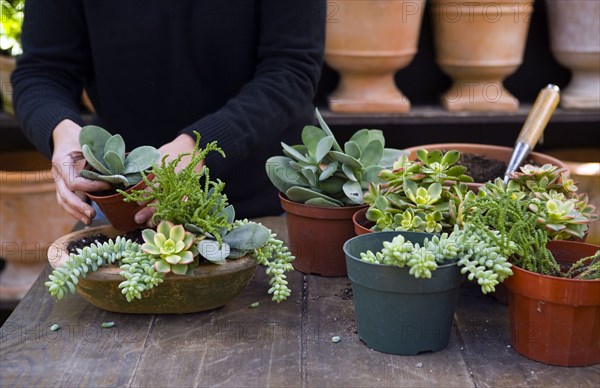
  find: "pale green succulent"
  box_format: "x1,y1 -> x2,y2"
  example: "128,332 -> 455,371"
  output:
364,150 -> 473,233
141,221 -> 196,275
79,125 -> 160,187
265,108 -> 405,207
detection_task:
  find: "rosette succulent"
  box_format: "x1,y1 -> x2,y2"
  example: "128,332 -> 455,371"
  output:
79,125 -> 161,187
141,221 -> 196,275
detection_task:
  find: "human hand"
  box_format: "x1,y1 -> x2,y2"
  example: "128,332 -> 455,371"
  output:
51,119 -> 110,224
134,133 -> 203,226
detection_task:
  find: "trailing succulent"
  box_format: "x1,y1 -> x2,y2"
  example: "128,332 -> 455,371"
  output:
360,223 -> 514,294
47,134 -> 295,302
459,186 -> 599,279
363,149 -> 474,233
79,125 -> 161,187
480,163 -> 598,241
265,108 -> 405,207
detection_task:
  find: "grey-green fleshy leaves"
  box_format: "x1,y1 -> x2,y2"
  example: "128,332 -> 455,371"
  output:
265,108 -> 406,207
79,125 -> 160,187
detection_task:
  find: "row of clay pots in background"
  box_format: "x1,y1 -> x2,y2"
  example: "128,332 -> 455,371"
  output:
325,0 -> 600,112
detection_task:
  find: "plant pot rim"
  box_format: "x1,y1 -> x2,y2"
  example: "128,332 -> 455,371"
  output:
510,240 -> 600,283
278,192 -> 367,220
84,173 -> 154,201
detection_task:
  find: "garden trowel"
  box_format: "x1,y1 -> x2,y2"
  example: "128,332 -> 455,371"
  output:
503,84 -> 561,184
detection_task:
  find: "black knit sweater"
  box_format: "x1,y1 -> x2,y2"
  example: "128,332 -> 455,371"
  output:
12,0 -> 325,218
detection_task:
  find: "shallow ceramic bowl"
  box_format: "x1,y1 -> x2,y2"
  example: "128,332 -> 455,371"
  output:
48,225 -> 258,314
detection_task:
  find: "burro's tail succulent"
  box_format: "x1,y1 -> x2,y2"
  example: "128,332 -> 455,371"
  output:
79,125 -> 160,187
265,108 -> 405,207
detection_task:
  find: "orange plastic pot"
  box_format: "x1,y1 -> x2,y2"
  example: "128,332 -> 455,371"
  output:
85,174 -> 152,233
279,193 -> 365,276
504,240 -> 600,366
352,207 -> 374,236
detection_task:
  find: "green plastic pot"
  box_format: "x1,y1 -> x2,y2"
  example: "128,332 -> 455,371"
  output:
343,231 -> 463,355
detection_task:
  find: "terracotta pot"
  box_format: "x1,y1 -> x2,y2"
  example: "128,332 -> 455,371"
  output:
279,193 -> 365,276
325,0 -> 425,113
0,55 -> 16,115
0,150 -> 76,302
546,0 -> 600,109
47,225 -> 258,314
431,0 -> 534,112
402,143 -> 569,192
85,174 -> 153,233
503,240 -> 600,366
352,207 -> 374,235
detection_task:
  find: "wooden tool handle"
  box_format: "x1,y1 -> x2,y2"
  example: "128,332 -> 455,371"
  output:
516,84 -> 560,149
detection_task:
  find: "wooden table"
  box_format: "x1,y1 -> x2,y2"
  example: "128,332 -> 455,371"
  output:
1,216 -> 599,387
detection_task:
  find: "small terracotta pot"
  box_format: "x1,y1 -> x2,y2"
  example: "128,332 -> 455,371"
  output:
402,143 -> 569,192
85,174 -> 153,233
48,225 -> 258,314
279,193 -> 365,276
504,240 -> 600,366
352,207 -> 374,236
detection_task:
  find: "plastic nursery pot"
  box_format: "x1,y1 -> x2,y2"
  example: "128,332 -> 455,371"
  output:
343,231 -> 464,355
47,225 -> 258,314
352,207 -> 374,236
84,174 -> 154,233
402,143 -> 569,192
279,193 -> 366,277
503,240 -> 600,366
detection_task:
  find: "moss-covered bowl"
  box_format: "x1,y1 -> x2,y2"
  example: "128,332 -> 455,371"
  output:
47,225 -> 258,314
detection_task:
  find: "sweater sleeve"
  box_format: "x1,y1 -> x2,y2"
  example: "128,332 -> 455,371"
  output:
11,0 -> 90,159
179,0 -> 326,177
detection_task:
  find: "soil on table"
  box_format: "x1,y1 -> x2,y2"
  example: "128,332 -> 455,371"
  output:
67,228 -> 144,254
455,153 -> 539,183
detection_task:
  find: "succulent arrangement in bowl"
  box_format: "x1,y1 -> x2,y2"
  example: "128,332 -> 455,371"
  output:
46,133 -> 295,313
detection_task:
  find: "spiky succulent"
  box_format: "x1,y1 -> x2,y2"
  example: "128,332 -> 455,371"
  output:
265,108 -> 405,207
141,221 -> 196,275
79,125 -> 160,187
364,149 -> 474,233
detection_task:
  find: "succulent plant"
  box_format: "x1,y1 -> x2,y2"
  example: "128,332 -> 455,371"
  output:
141,221 -> 196,275
364,149 -> 474,233
265,108 -> 405,207
360,223 -> 513,293
480,163 -> 599,240
79,125 -> 160,187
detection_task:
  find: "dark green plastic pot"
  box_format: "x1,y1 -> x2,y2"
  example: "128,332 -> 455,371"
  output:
343,231 -> 463,355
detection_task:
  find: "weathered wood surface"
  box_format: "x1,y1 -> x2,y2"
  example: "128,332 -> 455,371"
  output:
1,216 -> 599,387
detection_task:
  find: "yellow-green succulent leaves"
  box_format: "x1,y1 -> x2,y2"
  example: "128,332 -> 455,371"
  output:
141,221 -> 196,275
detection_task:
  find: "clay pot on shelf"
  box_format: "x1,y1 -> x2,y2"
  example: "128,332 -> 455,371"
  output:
279,193 -> 364,277
0,150 -> 76,303
503,240 -> 600,366
430,0 -> 534,112
546,0 -> 600,109
47,225 -> 258,314
325,0 -> 425,113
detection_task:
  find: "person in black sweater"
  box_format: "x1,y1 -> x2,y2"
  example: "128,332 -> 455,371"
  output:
12,0 -> 325,225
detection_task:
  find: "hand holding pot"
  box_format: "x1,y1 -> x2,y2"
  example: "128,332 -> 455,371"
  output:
51,119 -> 110,224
